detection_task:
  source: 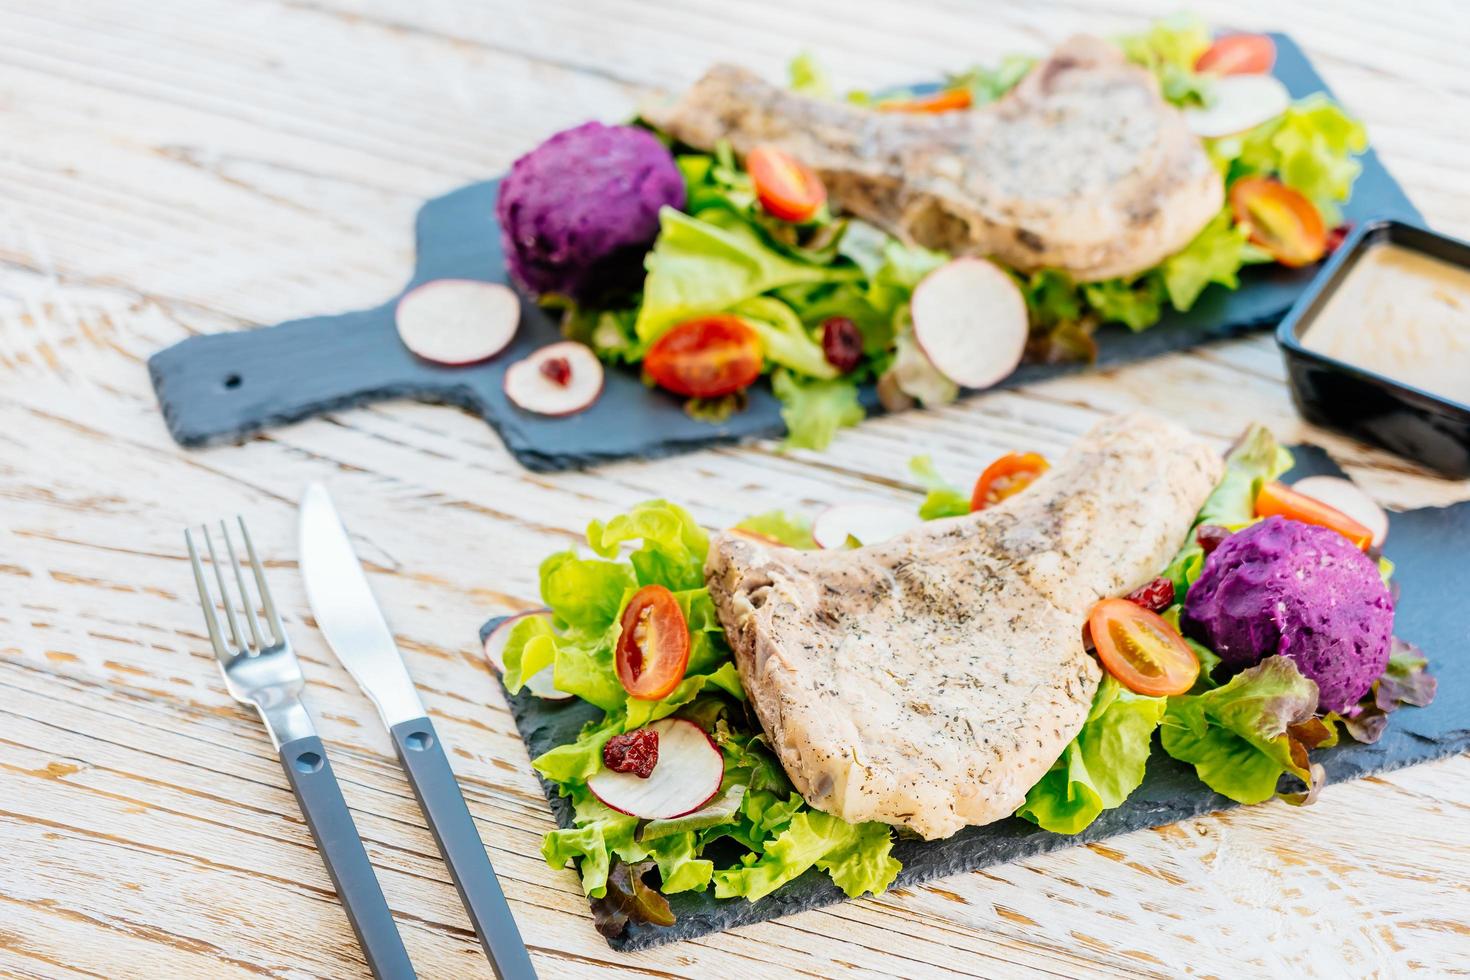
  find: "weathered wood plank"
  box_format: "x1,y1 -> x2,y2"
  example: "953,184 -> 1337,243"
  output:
1,0 -> 1468,976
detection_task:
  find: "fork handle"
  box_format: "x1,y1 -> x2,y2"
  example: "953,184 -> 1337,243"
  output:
390,718 -> 537,980
280,735 -> 417,980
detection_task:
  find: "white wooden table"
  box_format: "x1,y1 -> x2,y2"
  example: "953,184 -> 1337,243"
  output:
2,1 -> 1467,976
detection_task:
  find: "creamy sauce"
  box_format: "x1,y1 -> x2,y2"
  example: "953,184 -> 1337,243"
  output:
1302,243 -> 1470,406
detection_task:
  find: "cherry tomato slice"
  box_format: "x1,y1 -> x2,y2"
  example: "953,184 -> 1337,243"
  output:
970,452 -> 1050,512
877,87 -> 973,113
1196,34 -> 1276,75
746,145 -> 827,222
1254,481 -> 1373,550
1229,177 -> 1327,267
1088,598 -> 1200,697
615,584 -> 691,701
644,315 -> 763,399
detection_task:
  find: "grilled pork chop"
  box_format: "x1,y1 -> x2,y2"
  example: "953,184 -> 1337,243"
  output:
705,414 -> 1222,839
646,36 -> 1223,282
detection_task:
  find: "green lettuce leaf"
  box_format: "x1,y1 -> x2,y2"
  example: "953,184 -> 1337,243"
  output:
1159,656 -> 1326,805
1160,209 -> 1251,311
948,54 -> 1035,105
635,208 -> 859,341
908,455 -> 971,519
640,784 -> 747,842
1083,276 -> 1166,331
623,661 -> 743,730
1116,14 -> 1213,107
865,239 -> 948,320
1161,424 -> 1292,595
734,510 -> 817,549
772,368 -> 865,451
712,810 -> 899,901
586,499 -> 708,591
643,832 -> 714,894
788,52 -> 832,99
1234,95 -> 1368,225
1016,676 -> 1167,834
539,550 -> 636,633
542,789 -> 641,897
732,295 -> 838,379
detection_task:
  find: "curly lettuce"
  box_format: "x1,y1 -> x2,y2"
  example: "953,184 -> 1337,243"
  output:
1160,656 -> 1332,805
518,499 -> 901,919
1016,677 -> 1167,834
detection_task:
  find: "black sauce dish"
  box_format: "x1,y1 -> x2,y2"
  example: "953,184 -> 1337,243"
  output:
1277,218 -> 1470,478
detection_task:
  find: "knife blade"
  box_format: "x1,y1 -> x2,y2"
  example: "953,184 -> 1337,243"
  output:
299,483 -> 537,980
299,484 -> 426,727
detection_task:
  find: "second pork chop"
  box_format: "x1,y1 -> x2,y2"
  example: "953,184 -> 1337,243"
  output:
646,36 -> 1223,282
705,414 -> 1223,839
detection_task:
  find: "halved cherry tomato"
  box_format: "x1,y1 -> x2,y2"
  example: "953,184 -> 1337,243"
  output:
644,315 -> 763,398
970,452 -> 1050,512
746,145 -> 827,222
1254,481 -> 1372,550
615,584 -> 691,700
1088,598 -> 1200,697
877,87 -> 973,113
1196,34 -> 1276,76
1229,177 -> 1327,267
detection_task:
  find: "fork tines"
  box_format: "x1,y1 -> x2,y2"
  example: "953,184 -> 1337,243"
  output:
185,517 -> 285,662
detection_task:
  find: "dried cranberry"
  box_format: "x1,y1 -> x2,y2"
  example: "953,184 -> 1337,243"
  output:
1124,576 -> 1175,613
602,729 -> 659,778
1325,223 -> 1354,254
1196,524 -> 1231,555
540,355 -> 573,386
821,317 -> 863,373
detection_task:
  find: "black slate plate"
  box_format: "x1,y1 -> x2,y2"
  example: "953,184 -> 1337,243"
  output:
150,36 -> 1420,472
481,445 -> 1468,951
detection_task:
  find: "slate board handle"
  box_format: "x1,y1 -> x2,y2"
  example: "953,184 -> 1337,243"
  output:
148,303 -> 476,447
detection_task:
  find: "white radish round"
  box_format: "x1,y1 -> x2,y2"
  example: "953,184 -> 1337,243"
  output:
587,719 -> 724,820
812,502 -> 923,549
910,257 -> 1028,390
503,341 -> 604,416
483,610 -> 573,701
1185,75 -> 1290,138
396,279 -> 520,365
1291,476 -> 1390,548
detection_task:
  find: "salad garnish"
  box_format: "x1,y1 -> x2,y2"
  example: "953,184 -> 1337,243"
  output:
496,424 -> 1434,934
496,16 -> 1369,449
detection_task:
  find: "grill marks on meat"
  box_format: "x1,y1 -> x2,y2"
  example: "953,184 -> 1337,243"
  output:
645,35 -> 1223,282
704,414 -> 1223,839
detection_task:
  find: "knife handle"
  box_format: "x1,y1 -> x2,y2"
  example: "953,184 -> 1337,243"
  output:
390,718 -> 537,980
279,736 -> 417,980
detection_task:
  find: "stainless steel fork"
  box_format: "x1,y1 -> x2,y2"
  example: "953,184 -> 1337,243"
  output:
187,518 -> 415,980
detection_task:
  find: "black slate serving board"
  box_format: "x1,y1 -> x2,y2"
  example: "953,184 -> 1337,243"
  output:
481,446 -> 1468,951
150,36 -> 1420,472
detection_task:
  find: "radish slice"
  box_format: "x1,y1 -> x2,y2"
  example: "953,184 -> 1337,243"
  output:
812,502 -> 923,549
1291,476 -> 1389,548
1185,75 -> 1290,138
396,279 -> 520,365
587,719 -> 724,819
483,610 -> 573,700
503,341 -> 604,416
910,257 -> 1028,390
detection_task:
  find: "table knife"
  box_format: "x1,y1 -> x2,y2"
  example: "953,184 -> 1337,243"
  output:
298,483 -> 537,980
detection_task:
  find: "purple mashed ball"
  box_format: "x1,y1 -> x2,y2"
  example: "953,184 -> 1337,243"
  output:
1183,516 -> 1394,712
496,121 -> 685,302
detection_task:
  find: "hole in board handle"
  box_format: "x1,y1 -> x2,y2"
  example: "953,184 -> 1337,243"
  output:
223,373 -> 242,390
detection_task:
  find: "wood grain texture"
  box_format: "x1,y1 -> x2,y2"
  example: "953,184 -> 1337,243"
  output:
0,0 -> 1466,977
